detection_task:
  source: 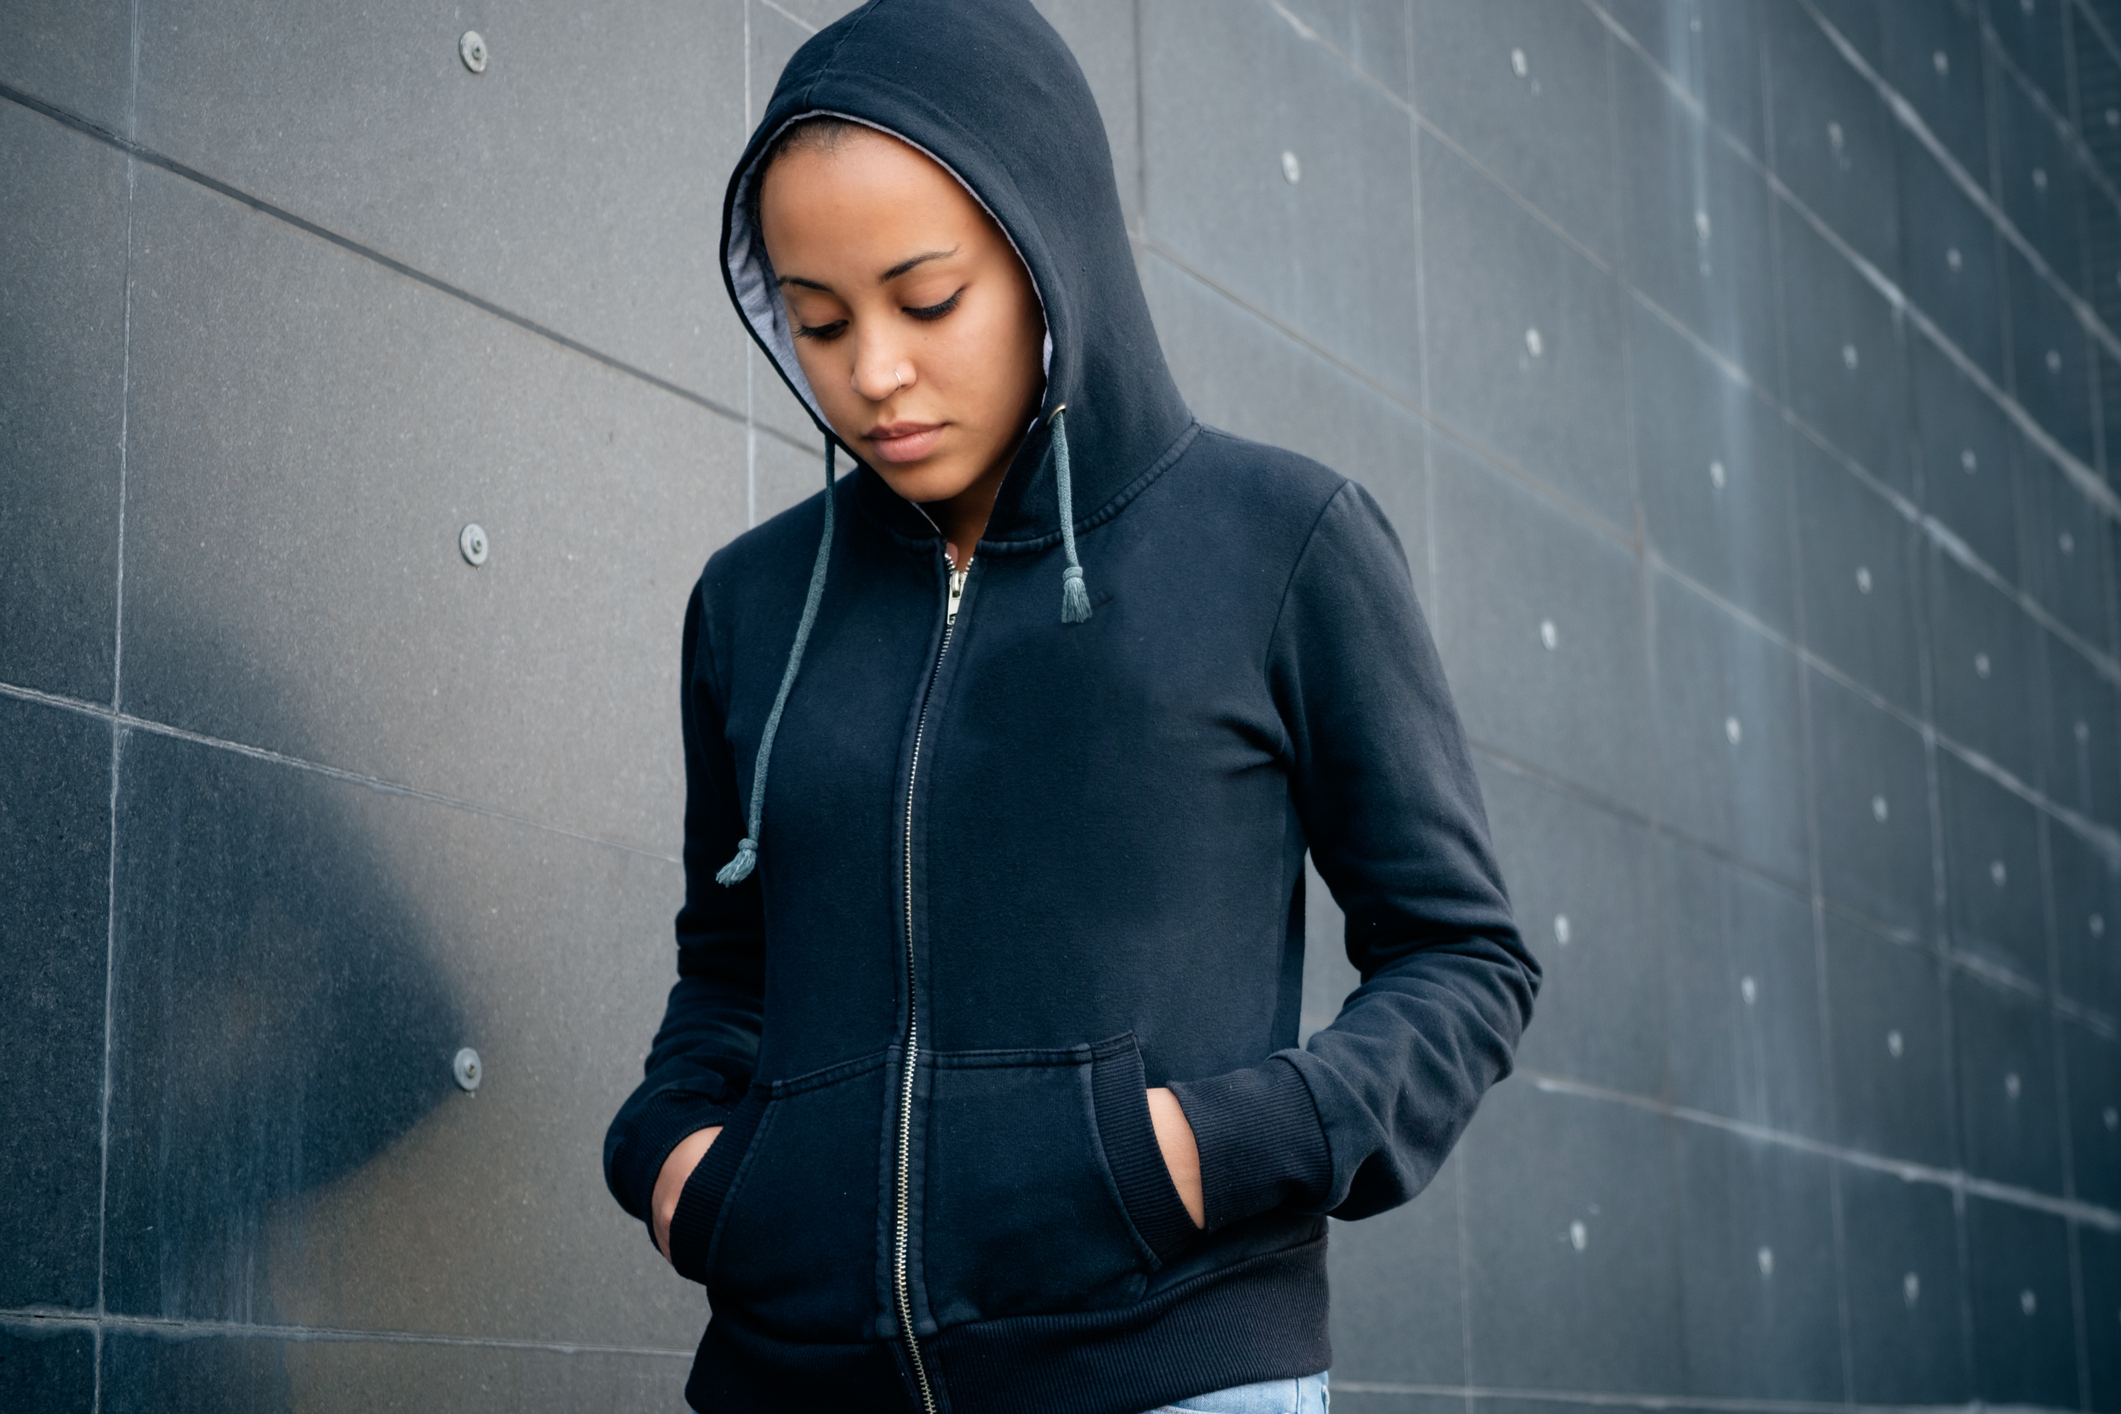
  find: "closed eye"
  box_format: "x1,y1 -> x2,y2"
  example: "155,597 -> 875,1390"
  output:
793,318 -> 848,341
905,289 -> 963,321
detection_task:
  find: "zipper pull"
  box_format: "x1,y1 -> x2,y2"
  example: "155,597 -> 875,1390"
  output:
947,564 -> 968,624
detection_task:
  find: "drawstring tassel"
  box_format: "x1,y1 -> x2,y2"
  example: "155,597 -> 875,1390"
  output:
718,440 -> 839,886
1050,407 -> 1092,624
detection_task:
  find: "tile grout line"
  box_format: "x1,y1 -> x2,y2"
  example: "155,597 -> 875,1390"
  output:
1522,1069 -> 2121,1233
0,680 -> 681,867
0,1308 -> 693,1360
92,8 -> 144,1395
0,82 -> 749,433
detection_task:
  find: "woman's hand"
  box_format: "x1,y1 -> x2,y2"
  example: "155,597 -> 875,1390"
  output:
653,1126 -> 724,1263
1147,1087 -> 1205,1228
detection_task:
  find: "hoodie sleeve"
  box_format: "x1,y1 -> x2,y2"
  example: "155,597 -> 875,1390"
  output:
1168,479 -> 1540,1230
602,574 -> 766,1230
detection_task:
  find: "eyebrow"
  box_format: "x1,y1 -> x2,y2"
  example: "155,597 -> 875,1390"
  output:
776,246 -> 961,292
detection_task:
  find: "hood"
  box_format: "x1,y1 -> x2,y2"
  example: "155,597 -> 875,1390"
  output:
718,0 -> 1193,546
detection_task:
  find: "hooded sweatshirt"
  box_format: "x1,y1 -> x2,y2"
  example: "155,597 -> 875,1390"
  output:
604,3 -> 1539,1410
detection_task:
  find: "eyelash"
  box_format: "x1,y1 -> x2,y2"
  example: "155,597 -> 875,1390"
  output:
793,289 -> 962,341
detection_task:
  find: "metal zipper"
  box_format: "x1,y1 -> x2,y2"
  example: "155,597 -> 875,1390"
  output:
894,552 -> 967,1414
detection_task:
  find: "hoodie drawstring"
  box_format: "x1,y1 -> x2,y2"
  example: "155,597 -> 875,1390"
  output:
717,440 -> 839,887
1051,407 -> 1091,624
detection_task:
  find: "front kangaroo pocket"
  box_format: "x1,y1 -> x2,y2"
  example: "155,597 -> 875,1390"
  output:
921,1036 -> 1164,1325
707,1050 -> 891,1341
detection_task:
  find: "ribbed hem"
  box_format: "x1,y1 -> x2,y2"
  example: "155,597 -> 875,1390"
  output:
1168,1057 -> 1332,1231
685,1228 -> 1329,1414
667,1089 -> 768,1283
613,1087 -> 742,1227
1090,1040 -> 1200,1259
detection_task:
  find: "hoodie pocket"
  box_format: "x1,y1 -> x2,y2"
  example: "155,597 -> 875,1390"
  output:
705,1050 -> 893,1341
921,1033 -> 1196,1325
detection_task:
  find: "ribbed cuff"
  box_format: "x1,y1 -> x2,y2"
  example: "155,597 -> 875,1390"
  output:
1168,1057 -> 1332,1231
666,1090 -> 766,1284
1092,1042 -> 1201,1259
612,1087 -> 740,1226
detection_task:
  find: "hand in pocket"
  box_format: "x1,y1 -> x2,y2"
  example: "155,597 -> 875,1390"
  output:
654,1125 -> 723,1263
1147,1087 -> 1204,1229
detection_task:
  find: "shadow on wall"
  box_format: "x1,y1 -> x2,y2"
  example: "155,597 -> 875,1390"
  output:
103,667 -> 465,1402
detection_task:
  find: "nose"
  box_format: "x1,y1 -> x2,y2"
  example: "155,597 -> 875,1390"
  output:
851,331 -> 913,402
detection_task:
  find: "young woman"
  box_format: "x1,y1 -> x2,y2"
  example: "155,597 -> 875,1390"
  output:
603,2 -> 1538,1411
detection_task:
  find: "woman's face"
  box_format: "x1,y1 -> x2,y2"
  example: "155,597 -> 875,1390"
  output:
758,126 -> 1047,520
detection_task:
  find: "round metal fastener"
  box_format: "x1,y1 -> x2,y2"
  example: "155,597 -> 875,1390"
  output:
1280,150 -> 1301,184
460,523 -> 489,566
454,1047 -> 483,1091
460,30 -> 489,74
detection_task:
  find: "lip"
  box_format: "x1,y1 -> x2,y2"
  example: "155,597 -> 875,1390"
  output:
865,421 -> 945,464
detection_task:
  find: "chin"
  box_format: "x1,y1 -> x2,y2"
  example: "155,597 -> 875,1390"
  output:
869,459 -> 979,505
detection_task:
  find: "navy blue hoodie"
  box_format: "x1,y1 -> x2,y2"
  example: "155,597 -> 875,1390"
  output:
604,3 -> 1539,1409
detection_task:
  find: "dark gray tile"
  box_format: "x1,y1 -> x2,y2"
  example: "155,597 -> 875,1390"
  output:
1763,0 -> 1903,281
1327,1157 -> 1465,1384
1838,1165 -> 1970,1404
1142,0 -> 1421,402
2062,1018 -> 2121,1208
1429,439 -> 1653,819
1952,969 -> 2067,1194
1410,0 -> 1619,263
1630,307 -> 1794,634
1661,840 -> 1829,1140
1791,437 -> 1926,715
1940,752 -> 2048,980
1671,1127 -> 1841,1400
1929,550 -> 2042,787
0,1320 -> 95,1414
2083,1221 -> 2121,1411
1276,0 -> 1411,99
1479,763 -> 1662,1097
1144,254 -> 1430,591
2079,14 -> 2121,194
1339,1395 -> 1462,1414
0,0 -> 131,132
1420,138 -> 1633,528
2042,633 -> 2121,827
1963,1195 -> 2079,1407
0,101 -> 128,704
132,0 -> 752,409
1614,45 -> 1781,392
1995,70 -> 2086,291
1778,204 -> 1912,494
2019,455 -> 2116,648
2050,821 -> 2121,1018
0,696 -> 109,1311
1913,333 -> 2021,582
1698,0 -> 1766,156
121,166 -> 744,854
1462,1080 -> 1684,1392
103,729 -> 696,1348
1897,125 -> 2006,381
1302,854 -> 1362,1042
1991,0 -> 2070,106
1601,0 -> 1703,91
1882,0 -> 1989,177
2007,246 -> 2097,464
1651,574 -> 1811,886
100,1329 -> 690,1414
1826,914 -> 1956,1166
1808,668 -> 1936,938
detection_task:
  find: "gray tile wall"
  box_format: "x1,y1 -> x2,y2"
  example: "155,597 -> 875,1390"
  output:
4,0 -> 2120,1409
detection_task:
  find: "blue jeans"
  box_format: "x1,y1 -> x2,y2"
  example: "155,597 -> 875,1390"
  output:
1145,1371 -> 1329,1414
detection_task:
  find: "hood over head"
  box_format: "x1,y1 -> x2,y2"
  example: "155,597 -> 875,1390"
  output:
720,0 -> 1193,546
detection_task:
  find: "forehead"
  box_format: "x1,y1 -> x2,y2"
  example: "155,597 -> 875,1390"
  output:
760,129 -> 994,259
